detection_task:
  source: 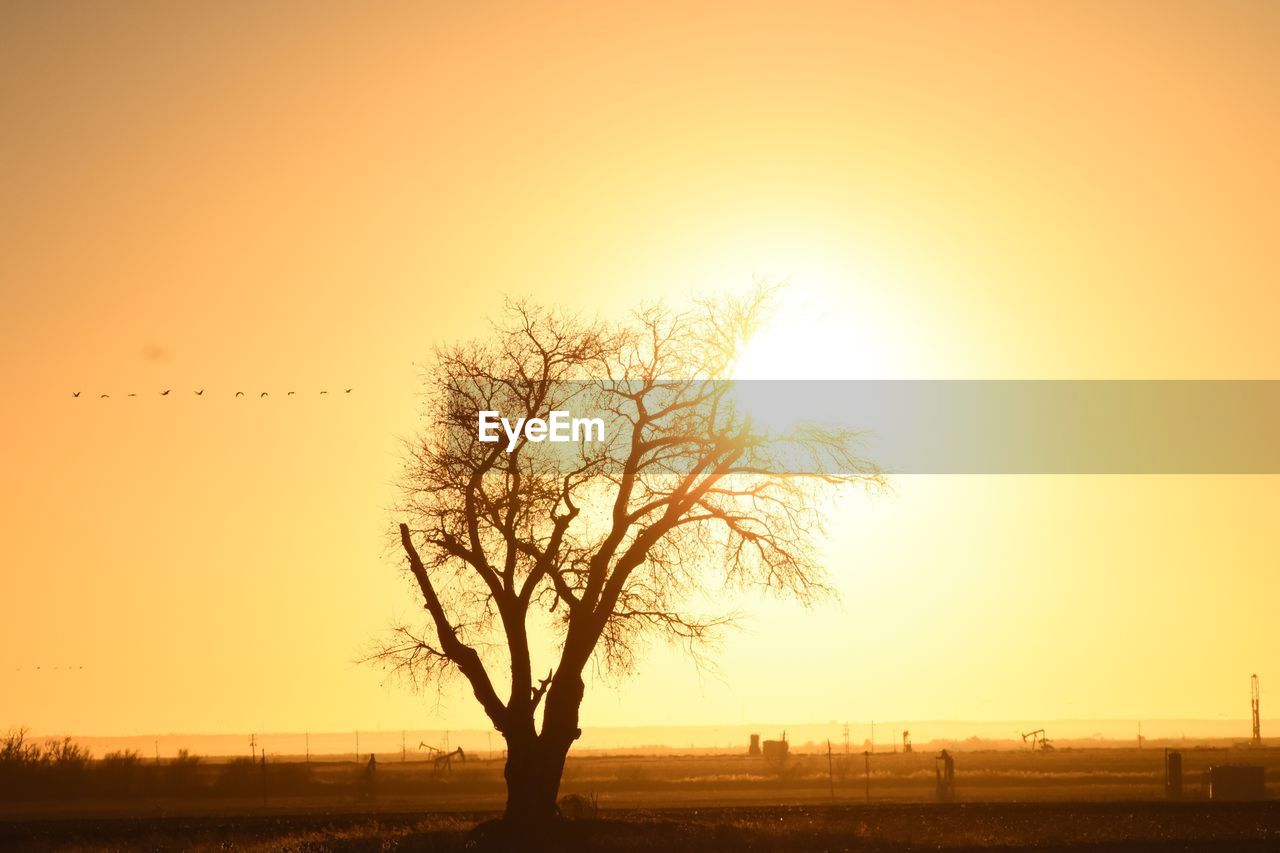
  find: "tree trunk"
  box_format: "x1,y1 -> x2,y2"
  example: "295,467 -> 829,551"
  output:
502,670 -> 585,826
502,734 -> 570,824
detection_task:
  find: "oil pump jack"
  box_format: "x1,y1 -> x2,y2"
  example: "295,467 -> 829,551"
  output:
1021,729 -> 1054,751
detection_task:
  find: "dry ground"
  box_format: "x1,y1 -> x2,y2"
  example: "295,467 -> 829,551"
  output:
2,802 -> 1280,852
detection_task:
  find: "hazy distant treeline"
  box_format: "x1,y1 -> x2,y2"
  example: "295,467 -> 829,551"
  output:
0,729 -> 319,801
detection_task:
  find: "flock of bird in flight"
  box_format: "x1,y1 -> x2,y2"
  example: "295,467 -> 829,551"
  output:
72,389 -> 353,398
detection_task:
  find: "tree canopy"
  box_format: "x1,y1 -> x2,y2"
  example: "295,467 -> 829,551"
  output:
374,287 -> 882,821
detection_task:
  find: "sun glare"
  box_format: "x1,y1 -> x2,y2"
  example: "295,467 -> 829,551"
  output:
731,279 -> 916,382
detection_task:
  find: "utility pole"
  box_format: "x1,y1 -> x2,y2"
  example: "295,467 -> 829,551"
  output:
355,730 -> 360,762
305,732 -> 310,763
1252,674 -> 1262,746
826,740 -> 835,800
402,730 -> 407,762
863,751 -> 870,802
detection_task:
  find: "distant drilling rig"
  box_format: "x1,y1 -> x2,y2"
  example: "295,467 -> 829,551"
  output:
1251,674 -> 1262,746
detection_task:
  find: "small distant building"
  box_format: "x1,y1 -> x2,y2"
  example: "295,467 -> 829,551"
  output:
748,733 -> 761,757
1209,765 -> 1265,801
762,738 -> 788,762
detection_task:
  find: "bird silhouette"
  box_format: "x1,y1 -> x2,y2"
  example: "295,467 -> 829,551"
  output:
72,391 -> 80,398
260,392 -> 269,398
128,393 -> 137,397
161,389 -> 171,396
235,391 -> 245,397
195,389 -> 204,396
320,390 -> 329,395
99,394 -> 109,399
287,391 -> 295,396
345,388 -> 352,393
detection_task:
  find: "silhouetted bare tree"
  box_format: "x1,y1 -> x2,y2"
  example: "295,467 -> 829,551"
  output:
374,287 -> 881,825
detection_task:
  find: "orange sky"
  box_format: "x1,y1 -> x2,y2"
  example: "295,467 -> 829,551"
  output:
2,1 -> 1279,738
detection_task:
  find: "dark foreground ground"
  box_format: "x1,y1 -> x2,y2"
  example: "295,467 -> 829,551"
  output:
2,801 -> 1279,852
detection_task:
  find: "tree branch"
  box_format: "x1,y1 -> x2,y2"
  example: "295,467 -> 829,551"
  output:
399,523 -> 509,731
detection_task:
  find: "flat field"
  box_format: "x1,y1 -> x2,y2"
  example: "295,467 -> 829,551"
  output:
2,747 -> 1277,850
